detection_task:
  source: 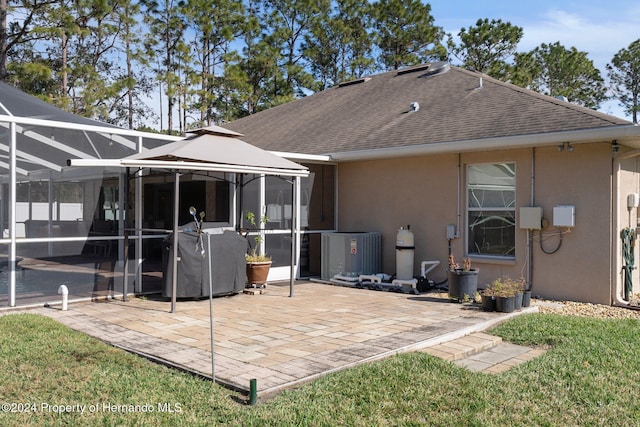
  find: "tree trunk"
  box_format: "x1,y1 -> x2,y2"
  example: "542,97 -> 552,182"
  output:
0,0 -> 7,81
61,31 -> 68,96
125,32 -> 133,129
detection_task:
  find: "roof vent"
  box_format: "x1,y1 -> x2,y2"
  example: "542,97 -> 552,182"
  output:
409,102 -> 420,112
338,77 -> 371,88
397,63 -> 432,76
397,61 -> 450,77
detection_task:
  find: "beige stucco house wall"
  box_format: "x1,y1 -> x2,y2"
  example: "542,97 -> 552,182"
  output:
338,142 -> 621,305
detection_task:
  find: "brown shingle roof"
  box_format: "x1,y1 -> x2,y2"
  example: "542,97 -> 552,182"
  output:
224,63 -> 630,156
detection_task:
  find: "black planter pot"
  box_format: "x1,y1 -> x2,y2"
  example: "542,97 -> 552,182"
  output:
447,269 -> 479,302
496,295 -> 516,313
515,292 -> 523,310
522,291 -> 532,307
480,294 -> 496,312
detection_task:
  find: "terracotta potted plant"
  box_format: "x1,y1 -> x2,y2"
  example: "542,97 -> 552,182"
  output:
447,255 -> 479,302
244,211 -> 272,288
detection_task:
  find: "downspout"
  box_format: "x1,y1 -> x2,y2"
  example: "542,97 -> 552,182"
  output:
612,148 -> 640,307
528,148 -> 535,291
456,153 -> 461,239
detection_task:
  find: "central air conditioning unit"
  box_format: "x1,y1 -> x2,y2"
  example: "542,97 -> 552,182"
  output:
321,232 -> 381,280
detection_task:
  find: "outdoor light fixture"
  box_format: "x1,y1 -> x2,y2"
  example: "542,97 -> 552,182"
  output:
612,140 -> 620,153
557,142 -> 574,152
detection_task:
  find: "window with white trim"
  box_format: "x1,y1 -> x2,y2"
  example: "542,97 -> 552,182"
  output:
467,162 -> 516,257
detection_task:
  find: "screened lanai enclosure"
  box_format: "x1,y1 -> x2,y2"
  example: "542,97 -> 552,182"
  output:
0,83 -> 335,307
0,82 -> 180,306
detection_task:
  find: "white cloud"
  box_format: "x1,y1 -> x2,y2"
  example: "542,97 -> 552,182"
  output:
431,1 -> 640,120
520,7 -> 639,69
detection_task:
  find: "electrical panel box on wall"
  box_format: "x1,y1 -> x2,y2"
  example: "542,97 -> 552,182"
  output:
519,207 -> 543,229
446,224 -> 457,239
553,205 -> 575,227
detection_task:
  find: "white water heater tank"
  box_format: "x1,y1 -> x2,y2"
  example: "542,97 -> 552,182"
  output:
396,225 -> 415,280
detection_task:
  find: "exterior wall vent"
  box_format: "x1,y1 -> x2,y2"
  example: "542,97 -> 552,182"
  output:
338,77 -> 372,88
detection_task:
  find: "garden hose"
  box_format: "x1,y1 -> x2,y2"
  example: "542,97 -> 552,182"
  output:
621,227 -> 637,300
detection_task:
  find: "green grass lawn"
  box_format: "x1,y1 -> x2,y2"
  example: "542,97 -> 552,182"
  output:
1,312 -> 640,426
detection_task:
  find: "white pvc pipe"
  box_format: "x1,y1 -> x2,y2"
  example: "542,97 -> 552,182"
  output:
359,274 -> 381,284
58,285 -> 69,311
420,260 -> 440,278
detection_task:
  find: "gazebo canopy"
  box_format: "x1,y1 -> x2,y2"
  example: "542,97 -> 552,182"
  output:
121,126 -> 308,177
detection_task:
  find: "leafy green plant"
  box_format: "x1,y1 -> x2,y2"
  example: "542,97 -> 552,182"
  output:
481,285 -> 494,297
488,275 -> 525,297
244,211 -> 271,263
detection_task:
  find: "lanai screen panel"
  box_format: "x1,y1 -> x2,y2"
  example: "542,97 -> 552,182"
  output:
0,83 -> 178,306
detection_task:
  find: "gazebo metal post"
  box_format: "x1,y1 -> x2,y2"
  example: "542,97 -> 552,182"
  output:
135,136 -> 144,292
123,167 -> 130,302
290,177 -> 297,297
118,168 -> 126,299
230,173 -> 237,229
171,171 -> 180,313
123,228 -> 129,302
47,172 -> 53,256
207,233 -> 215,382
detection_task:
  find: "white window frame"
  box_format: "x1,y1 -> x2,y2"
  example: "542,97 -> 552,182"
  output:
466,162 -> 516,259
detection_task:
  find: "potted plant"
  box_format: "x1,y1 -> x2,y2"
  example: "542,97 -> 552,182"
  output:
522,283 -> 532,308
447,255 -> 479,302
244,211 -> 272,288
512,277 -> 526,310
480,284 -> 496,312
491,276 -> 518,313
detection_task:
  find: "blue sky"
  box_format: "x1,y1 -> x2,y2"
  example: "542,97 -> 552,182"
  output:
427,0 -> 640,120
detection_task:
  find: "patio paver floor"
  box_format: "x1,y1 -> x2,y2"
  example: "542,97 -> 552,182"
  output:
18,281 -> 537,396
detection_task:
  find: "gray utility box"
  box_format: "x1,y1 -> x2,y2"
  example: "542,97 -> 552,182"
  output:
321,232 -> 381,280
